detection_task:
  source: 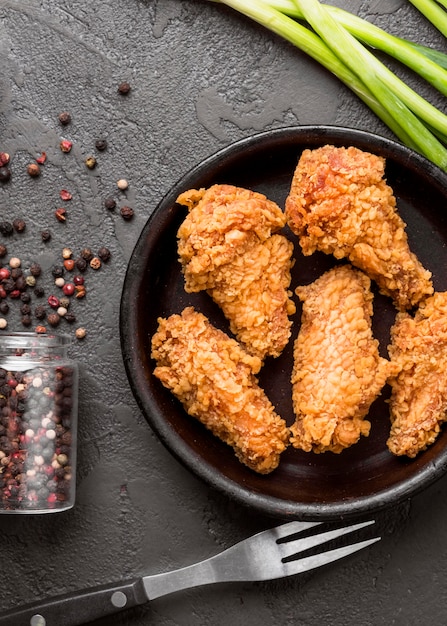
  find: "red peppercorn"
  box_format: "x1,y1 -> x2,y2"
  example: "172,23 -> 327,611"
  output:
55,208 -> 67,222
59,189 -> 72,201
0,268 -> 10,280
47,295 -> 60,309
60,140 -> 73,153
36,152 -> 47,165
73,275 -> 84,286
62,283 -> 75,297
63,259 -> 75,271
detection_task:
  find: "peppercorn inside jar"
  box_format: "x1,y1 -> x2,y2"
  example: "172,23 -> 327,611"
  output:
0,333 -> 78,513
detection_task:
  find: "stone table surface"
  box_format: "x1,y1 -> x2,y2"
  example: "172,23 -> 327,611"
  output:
1,1 -> 447,624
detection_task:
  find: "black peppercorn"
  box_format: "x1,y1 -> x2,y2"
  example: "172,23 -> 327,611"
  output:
118,81 -> 131,94
51,265 -> 65,278
0,245 -> 7,258
0,167 -> 11,183
20,292 -> 31,304
80,248 -> 93,261
0,222 -> 13,237
34,305 -> 47,320
64,313 -> 76,324
104,197 -> 116,210
29,263 -> 42,277
21,315 -> 32,327
58,111 -> 71,125
12,219 -> 26,233
41,230 -> 51,242
95,139 -> 108,151
34,286 -> 45,298
47,313 -> 60,327
97,247 -> 111,262
20,304 -> 31,315
120,206 -> 134,220
75,258 -> 87,272
0,302 -> 9,314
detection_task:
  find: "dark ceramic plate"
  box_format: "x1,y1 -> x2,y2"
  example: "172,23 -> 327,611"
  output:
120,126 -> 447,520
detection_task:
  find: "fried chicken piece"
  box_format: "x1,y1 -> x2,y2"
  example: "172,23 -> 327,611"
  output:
387,292 -> 447,458
176,184 -> 296,360
151,307 -> 289,474
285,145 -> 433,310
290,265 -> 396,454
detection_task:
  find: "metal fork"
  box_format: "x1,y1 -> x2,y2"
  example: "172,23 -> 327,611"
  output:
0,520 -> 379,626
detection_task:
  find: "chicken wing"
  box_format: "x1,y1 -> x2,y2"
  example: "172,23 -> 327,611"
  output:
387,292 -> 447,457
290,265 -> 396,454
285,145 -> 433,310
176,184 -> 296,360
151,307 -> 289,474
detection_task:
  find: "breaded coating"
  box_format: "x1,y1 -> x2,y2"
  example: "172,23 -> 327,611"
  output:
290,265 -> 396,454
285,145 -> 433,310
387,292 -> 447,458
176,184 -> 296,360
151,307 -> 289,474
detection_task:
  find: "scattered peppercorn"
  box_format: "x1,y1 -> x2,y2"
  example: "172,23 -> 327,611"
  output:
0,318 -> 8,329
9,257 -> 21,269
51,265 -> 65,278
21,315 -> 32,327
12,219 -> 26,233
29,263 -> 42,277
58,111 -> 71,125
0,245 -> 7,258
59,189 -> 72,201
104,197 -> 116,210
20,292 -> 31,303
75,258 -> 87,272
85,156 -> 97,170
0,167 -> 11,183
34,305 -> 47,320
60,140 -> 73,153
0,153 -> 10,167
62,283 -> 75,296
34,286 -> 45,297
63,259 -> 75,271
117,178 -> 128,190
64,313 -> 76,324
0,222 -> 13,237
55,208 -> 67,222
75,285 -> 86,299
47,295 -> 60,309
118,82 -> 131,95
80,247 -> 93,261
36,152 -> 47,165
47,313 -> 60,327
25,275 -> 36,288
89,257 -> 101,270
75,327 -> 86,340
35,325 -> 46,334
27,163 -> 41,177
97,247 -> 111,262
73,275 -> 84,286
0,302 -> 9,315
59,297 -> 70,309
120,206 -> 134,220
95,139 -> 107,151
41,230 -> 51,242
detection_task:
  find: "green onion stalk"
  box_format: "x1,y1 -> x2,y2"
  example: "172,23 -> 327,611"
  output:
208,0 -> 447,171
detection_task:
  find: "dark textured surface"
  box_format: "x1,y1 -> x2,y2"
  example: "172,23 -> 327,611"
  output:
1,1 -> 447,625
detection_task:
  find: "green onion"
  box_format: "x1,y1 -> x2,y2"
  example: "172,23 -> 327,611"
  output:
267,0 -> 447,92
407,0 -> 447,38
209,0 -> 447,170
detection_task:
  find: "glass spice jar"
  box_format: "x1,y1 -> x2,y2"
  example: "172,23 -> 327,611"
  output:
0,333 -> 78,513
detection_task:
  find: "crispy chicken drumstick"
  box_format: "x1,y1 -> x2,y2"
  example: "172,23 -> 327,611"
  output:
176,184 -> 296,360
387,292 -> 447,458
285,145 -> 433,310
290,265 -> 397,454
151,307 -> 289,474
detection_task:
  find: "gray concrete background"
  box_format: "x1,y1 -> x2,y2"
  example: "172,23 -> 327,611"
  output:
1,1 -> 447,624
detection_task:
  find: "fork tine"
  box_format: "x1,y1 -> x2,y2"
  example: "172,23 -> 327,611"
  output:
278,520 -> 375,560
272,520 -> 323,540
281,537 -> 381,577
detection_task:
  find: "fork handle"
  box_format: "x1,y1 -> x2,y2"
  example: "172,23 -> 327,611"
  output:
0,578 -> 148,626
